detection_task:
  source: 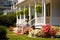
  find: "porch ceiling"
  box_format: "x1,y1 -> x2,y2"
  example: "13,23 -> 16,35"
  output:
16,0 -> 51,7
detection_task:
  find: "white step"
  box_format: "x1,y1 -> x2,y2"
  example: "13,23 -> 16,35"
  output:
35,23 -> 42,28
35,26 -> 42,28
35,24 -> 42,28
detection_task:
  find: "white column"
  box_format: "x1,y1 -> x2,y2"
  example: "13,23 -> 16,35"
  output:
16,15 -> 18,22
16,15 -> 18,27
24,14 -> 25,21
18,14 -> 21,27
29,3 -> 31,25
19,7 -> 22,20
34,0 -> 37,24
42,0 -> 46,24
24,6 -> 25,21
20,14 -> 21,20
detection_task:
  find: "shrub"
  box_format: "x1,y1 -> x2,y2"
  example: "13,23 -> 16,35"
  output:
55,27 -> 60,38
0,26 -> 7,39
0,13 -> 16,27
0,11 -> 3,15
41,24 -> 57,38
42,24 -> 51,33
49,28 -> 57,36
28,28 -> 41,38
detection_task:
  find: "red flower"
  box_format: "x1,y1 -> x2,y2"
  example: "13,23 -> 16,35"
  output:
49,28 -> 57,35
41,24 -> 57,37
42,24 -> 51,33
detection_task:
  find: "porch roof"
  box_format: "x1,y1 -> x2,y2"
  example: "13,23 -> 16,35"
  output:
16,0 -> 51,7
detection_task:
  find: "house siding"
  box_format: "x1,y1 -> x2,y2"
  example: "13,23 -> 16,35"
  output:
51,0 -> 60,25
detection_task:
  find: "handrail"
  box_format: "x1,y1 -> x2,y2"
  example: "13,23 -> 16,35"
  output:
27,17 -> 44,25
28,18 -> 35,24
27,18 -> 41,24
23,18 -> 35,26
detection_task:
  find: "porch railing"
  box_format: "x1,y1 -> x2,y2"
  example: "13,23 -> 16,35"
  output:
27,17 -> 44,28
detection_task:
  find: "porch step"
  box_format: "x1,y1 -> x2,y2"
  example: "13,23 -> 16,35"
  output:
35,23 -> 42,28
35,26 -> 42,28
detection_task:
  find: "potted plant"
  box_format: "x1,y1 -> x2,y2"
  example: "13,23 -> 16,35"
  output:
35,4 -> 42,14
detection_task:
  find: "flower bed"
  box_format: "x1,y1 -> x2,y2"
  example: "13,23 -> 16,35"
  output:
41,24 -> 57,38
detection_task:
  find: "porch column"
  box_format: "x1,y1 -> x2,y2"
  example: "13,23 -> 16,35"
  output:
20,14 -> 21,20
19,7 -> 22,20
16,15 -> 18,27
34,0 -> 37,24
19,7 -> 22,27
24,6 -> 25,21
42,0 -> 46,24
16,15 -> 18,21
29,3 -> 31,25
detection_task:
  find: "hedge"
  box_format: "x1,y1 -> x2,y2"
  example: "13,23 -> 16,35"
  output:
0,13 -> 16,27
0,26 -> 7,39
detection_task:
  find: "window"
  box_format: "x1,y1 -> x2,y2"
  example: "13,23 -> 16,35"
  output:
1,1 -> 11,7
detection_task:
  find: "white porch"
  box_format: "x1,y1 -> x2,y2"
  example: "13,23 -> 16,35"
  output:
16,0 -> 60,28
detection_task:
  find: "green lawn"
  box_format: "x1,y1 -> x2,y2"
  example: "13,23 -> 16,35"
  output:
7,34 -> 60,40
7,29 -> 60,40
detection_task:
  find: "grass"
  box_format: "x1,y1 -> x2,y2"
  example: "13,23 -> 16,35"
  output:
7,34 -> 60,40
7,29 -> 15,34
7,28 -> 60,40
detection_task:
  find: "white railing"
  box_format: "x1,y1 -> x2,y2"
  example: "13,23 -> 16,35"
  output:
36,17 -> 44,24
16,17 -> 44,28
35,17 -> 44,28
27,17 -> 44,27
27,18 -> 35,26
